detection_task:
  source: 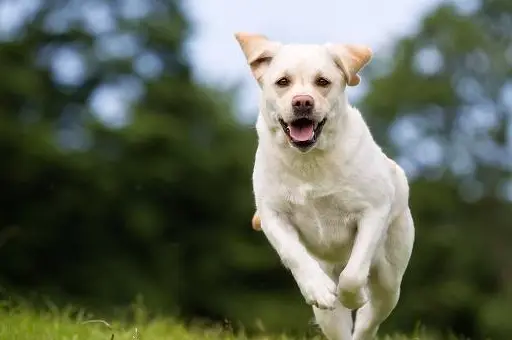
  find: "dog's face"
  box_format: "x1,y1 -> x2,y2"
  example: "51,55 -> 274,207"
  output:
235,33 -> 372,152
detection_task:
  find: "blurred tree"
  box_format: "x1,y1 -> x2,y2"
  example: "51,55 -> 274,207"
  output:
0,0 -> 301,331
360,1 -> 512,338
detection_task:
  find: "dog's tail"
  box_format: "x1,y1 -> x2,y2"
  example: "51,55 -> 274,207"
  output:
251,212 -> 262,231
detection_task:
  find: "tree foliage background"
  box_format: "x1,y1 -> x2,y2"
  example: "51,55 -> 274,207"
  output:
0,0 -> 511,338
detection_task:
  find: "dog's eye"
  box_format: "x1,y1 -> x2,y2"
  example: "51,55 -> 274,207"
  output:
315,77 -> 331,87
275,77 -> 290,87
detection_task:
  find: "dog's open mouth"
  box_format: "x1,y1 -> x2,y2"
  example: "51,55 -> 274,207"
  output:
279,117 -> 327,150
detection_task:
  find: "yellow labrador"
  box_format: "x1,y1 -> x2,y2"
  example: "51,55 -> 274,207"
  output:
235,33 -> 414,340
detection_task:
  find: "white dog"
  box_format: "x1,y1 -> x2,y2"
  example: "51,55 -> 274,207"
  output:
235,32 -> 415,340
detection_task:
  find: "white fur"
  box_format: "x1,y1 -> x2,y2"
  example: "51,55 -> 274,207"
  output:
247,41 -> 415,340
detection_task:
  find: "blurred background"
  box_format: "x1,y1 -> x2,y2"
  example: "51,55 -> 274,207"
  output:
0,0 -> 511,338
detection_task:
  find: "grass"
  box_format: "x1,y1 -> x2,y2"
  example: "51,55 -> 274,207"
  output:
0,302 -> 451,340
1,306 -> 295,340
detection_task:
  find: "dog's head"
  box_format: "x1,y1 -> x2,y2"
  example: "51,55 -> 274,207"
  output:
235,32 -> 372,152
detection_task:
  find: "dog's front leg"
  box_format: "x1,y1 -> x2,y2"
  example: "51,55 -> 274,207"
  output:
259,206 -> 338,310
338,205 -> 391,310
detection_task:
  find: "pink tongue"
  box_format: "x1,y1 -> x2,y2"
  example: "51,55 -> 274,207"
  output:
288,124 -> 314,142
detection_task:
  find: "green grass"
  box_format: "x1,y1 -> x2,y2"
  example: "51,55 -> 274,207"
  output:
0,304 -> 448,340
1,306 -> 294,340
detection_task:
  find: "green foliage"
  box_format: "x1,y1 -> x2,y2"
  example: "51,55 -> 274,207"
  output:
0,0 -> 511,339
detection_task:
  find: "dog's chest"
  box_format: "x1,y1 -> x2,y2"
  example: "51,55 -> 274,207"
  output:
285,184 -> 360,263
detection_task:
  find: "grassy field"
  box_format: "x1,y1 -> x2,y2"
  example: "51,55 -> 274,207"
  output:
0,303 -> 449,340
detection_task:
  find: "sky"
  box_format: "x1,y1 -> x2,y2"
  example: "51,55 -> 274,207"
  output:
182,0 -> 444,121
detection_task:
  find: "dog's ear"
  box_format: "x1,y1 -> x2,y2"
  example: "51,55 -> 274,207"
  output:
326,44 -> 372,86
235,32 -> 281,83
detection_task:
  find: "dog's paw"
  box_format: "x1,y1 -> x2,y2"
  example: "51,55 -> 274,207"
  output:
296,270 -> 338,310
337,272 -> 368,310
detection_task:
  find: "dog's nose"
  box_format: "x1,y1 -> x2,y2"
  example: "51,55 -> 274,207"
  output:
292,95 -> 314,114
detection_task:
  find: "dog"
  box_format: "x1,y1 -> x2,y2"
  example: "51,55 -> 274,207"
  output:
235,32 -> 415,340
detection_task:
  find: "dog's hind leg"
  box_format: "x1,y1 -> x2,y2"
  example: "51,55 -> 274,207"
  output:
313,301 -> 353,340
351,274 -> 399,340
351,208 -> 414,340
